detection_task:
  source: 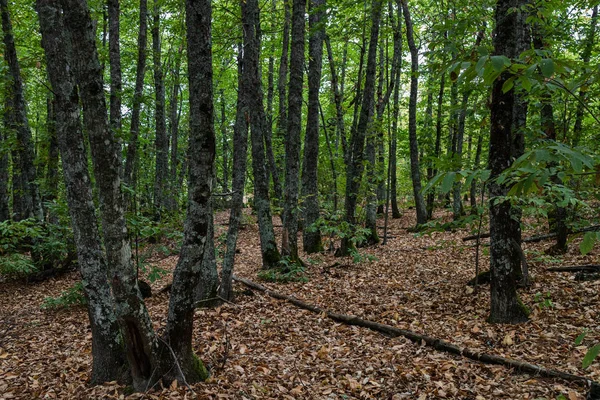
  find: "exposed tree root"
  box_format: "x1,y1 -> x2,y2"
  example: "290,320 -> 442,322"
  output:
233,275 -> 599,397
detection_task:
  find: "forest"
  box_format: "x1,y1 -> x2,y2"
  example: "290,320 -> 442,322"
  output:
0,0 -> 599,397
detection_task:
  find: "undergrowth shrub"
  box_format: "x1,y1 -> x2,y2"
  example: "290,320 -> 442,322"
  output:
258,257 -> 308,283
41,282 -> 87,310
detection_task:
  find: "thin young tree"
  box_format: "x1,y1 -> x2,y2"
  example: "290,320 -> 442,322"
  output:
282,0 -> 307,261
301,0 -> 325,254
1,0 -> 43,221
340,0 -> 383,255
401,0 -> 427,226
123,0 -> 148,190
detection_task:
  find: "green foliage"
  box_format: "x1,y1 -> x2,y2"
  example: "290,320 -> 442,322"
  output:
533,292 -> 553,310
0,218 -> 74,279
574,330 -> 600,370
0,253 -> 37,278
41,282 -> 87,310
257,257 -> 308,283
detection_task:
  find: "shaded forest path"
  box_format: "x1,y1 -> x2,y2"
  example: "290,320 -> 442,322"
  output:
0,209 -> 598,399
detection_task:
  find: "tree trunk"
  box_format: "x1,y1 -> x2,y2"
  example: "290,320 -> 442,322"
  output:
244,0 -> 281,269
107,0 -> 122,162
219,47 -> 249,300
1,0 -> 43,221
532,19 -> 567,255
390,1 -> 402,219
325,35 -> 348,167
301,0 -> 325,254
274,0 -> 290,202
452,91 -> 468,220
196,199 -> 219,305
0,124 -> 8,222
282,0 -> 306,260
401,0 -> 427,226
36,0 -> 127,383
340,0 -> 383,255
152,2 -> 169,216
161,0 -> 216,383
168,44 -> 183,212
61,0 -> 164,389
123,0 -> 148,191
470,129 -> 483,213
573,5 -> 598,146
488,0 -> 529,324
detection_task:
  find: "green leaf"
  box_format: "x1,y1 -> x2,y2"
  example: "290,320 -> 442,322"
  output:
575,330 -> 588,345
475,56 -> 487,74
580,232 -> 597,255
502,76 -> 516,93
491,55 -> 508,72
519,76 -> 533,92
540,58 -> 554,78
582,344 -> 600,369
441,172 -> 456,194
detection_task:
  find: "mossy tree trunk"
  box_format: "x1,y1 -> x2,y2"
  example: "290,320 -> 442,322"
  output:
36,0 -> 127,383
488,0 -> 529,324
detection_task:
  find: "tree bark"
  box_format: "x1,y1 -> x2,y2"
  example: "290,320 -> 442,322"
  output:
219,46 -> 249,300
573,5 -> 598,146
36,0 -> 127,383
390,1 -> 402,219
340,0 -> 383,255
0,124 -> 8,222
107,0 -> 122,161
61,0 -> 164,388
1,0 -> 43,221
301,0 -> 325,254
488,0 -> 529,324
282,0 -> 307,260
152,2 -> 169,215
244,0 -> 281,268
168,44 -> 183,212
161,0 -> 215,383
401,0 -> 427,226
123,0 -> 148,191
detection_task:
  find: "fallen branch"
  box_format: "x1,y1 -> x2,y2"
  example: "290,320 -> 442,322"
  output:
547,265 -> 600,273
463,232 -> 491,241
233,275 -> 599,394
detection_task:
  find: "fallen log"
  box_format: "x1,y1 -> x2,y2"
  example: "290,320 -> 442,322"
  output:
547,265 -> 600,273
233,275 -> 599,396
462,232 -> 491,241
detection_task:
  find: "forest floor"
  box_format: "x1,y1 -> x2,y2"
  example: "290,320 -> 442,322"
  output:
1,208 -> 599,399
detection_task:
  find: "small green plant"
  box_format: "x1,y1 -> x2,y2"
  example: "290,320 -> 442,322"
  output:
574,329 -> 600,370
534,291 -> 553,309
257,257 -> 308,283
0,253 -> 37,278
41,282 -> 87,310
349,247 -> 377,264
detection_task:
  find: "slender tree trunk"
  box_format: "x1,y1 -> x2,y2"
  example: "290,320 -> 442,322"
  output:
325,35 -> 348,167
282,0 -> 306,260
401,0 -> 427,226
340,0 -> 383,255
1,0 -> 43,221
452,91 -> 468,220
37,0 -> 128,383
390,1 -> 402,219
573,5 -> 598,146
43,99 -> 60,207
488,0 -> 529,324
219,47 -> 249,300
244,0 -> 281,269
470,128 -> 483,213
532,20 -> 567,254
196,198 -> 218,304
123,0 -> 147,190
0,124 -> 8,222
219,89 -> 229,193
274,0 -> 290,199
107,0 -> 122,160
301,0 -> 325,254
427,70 -> 445,219
152,2 -> 169,215
168,44 -> 183,211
